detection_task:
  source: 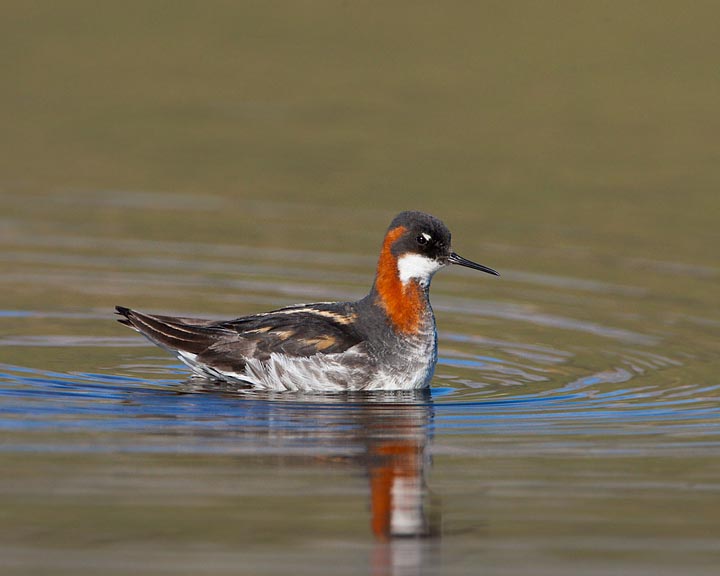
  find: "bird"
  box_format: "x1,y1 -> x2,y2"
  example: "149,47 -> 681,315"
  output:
116,210 -> 499,392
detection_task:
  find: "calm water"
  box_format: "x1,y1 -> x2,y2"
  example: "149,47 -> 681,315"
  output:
2,3 -> 720,575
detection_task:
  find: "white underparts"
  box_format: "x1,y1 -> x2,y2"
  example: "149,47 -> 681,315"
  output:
173,348 -> 433,392
397,254 -> 443,287
172,343 -> 437,392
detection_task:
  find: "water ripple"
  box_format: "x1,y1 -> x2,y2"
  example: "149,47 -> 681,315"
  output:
1,358 -> 718,457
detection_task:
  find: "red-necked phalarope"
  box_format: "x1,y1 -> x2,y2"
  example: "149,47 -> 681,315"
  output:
116,210 -> 499,391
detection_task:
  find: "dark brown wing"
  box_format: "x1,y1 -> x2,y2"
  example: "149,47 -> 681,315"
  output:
115,303 -> 365,374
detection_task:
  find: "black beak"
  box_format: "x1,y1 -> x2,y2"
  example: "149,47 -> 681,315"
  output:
447,252 -> 500,276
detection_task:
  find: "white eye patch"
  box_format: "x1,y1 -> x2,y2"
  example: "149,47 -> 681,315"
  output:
397,253 -> 443,286
421,232 -> 432,242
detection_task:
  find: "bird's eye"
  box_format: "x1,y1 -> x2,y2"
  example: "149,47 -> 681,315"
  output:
416,233 -> 430,246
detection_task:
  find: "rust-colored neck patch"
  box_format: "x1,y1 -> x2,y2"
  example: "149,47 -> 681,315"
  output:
375,226 -> 426,334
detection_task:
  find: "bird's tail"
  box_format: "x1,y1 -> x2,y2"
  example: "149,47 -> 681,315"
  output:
114,305 -> 217,355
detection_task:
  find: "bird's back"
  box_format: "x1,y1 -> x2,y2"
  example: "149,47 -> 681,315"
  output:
116,303 -> 381,391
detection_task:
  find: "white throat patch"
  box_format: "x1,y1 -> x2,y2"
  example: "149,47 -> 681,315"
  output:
397,253 -> 443,287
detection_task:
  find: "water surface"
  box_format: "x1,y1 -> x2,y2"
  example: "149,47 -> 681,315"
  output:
2,3 -> 720,575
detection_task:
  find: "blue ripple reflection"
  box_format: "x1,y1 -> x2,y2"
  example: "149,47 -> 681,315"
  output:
1,361 -> 719,457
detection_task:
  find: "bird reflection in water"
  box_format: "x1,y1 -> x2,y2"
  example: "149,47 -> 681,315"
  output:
359,390 -> 439,576
180,380 -> 439,574
181,380 -> 439,572
357,390 -> 437,540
